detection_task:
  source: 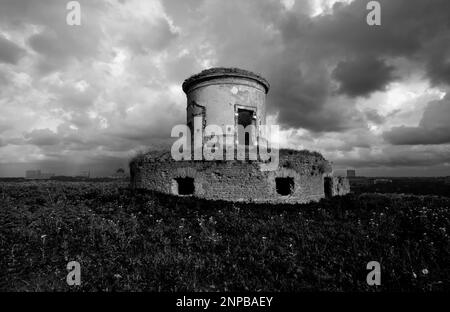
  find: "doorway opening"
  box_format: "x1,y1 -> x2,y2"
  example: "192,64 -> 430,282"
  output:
237,108 -> 255,146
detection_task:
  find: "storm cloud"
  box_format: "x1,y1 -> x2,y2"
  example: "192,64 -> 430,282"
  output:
0,0 -> 450,176
0,35 -> 26,64
383,95 -> 450,145
333,57 -> 396,97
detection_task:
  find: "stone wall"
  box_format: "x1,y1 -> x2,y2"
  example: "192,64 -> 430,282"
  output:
324,176 -> 351,198
332,176 -> 351,196
129,149 -> 348,204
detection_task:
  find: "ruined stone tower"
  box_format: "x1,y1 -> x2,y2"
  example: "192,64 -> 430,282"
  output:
130,67 -> 350,203
183,68 -> 269,148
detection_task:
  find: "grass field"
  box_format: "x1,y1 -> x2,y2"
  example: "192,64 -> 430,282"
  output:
0,181 -> 449,291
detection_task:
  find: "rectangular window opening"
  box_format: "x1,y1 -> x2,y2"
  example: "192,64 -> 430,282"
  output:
276,177 -> 294,196
174,177 -> 195,195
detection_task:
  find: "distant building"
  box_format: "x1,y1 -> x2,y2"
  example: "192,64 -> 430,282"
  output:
25,170 -> 55,180
347,169 -> 356,177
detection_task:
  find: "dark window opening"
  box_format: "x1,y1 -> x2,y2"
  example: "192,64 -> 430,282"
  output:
237,109 -> 255,146
276,177 -> 294,196
175,177 -> 195,195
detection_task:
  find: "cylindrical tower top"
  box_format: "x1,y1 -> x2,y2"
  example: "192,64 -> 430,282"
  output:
182,67 -> 270,94
183,67 -> 269,151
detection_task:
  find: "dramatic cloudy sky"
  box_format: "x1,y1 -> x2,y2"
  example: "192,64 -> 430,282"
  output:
0,0 -> 450,177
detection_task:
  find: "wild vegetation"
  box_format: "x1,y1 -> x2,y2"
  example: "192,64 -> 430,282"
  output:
0,181 -> 449,291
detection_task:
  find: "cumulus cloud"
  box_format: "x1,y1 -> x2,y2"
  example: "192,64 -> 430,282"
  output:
364,109 -> 385,125
120,18 -> 178,54
383,95 -> 450,145
157,0 -> 450,133
24,128 -> 60,146
0,35 -> 26,64
333,57 -> 396,97
1,0 -> 450,176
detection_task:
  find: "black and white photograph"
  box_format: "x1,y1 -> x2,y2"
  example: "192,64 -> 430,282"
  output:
0,0 -> 449,305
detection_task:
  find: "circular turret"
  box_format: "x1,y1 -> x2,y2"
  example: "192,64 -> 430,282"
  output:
183,67 -> 270,148
182,67 -> 270,94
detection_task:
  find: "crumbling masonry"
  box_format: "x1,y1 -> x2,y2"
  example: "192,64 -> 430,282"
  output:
130,67 -> 350,204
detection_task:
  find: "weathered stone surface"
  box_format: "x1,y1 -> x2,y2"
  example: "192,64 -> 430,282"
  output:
324,176 -> 351,198
129,148 -> 349,204
184,68 -> 268,149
